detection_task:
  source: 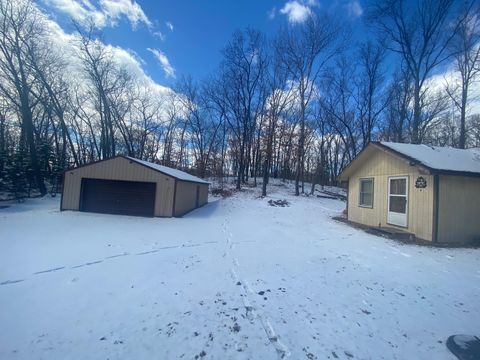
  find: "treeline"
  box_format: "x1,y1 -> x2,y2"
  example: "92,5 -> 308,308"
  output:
0,0 -> 479,199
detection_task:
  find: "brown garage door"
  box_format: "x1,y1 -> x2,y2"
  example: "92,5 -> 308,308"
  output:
80,178 -> 156,217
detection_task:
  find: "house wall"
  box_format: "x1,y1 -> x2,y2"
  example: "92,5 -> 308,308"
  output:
437,175 -> 480,244
174,181 -> 208,216
347,149 -> 434,241
62,157 -> 174,217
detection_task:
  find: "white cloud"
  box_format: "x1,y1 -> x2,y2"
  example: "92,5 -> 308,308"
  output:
147,48 -> 176,79
44,0 -> 106,27
44,0 -> 151,29
41,1 -> 176,91
428,67 -> 480,115
153,31 -> 166,41
99,0 -> 152,29
165,21 -> 174,32
305,0 -> 319,6
43,14 -> 171,97
2,0 -> 176,132
125,48 -> 146,66
280,1 -> 312,24
268,7 -> 276,20
346,0 -> 363,18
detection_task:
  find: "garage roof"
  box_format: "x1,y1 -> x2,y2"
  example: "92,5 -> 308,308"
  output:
126,156 -> 209,184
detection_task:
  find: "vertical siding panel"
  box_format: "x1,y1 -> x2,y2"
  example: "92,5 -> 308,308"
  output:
173,182 -> 208,216
174,181 -> 197,216
438,175 -> 480,243
200,184 -> 208,205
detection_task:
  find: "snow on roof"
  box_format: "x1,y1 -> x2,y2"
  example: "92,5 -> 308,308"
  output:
126,157 -> 209,184
379,142 -> 480,175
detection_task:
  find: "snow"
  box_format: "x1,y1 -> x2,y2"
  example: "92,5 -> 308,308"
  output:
126,156 -> 209,184
1,183 -> 479,359
380,142 -> 480,175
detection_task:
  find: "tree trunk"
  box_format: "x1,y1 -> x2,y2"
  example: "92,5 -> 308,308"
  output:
22,101 -> 47,196
295,93 -> 306,196
412,81 -> 421,144
459,85 -> 468,149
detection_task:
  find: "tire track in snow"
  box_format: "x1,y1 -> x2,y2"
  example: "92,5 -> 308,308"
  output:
105,252 -> 130,259
0,279 -> 24,286
0,240 -> 218,286
222,201 -> 290,359
34,266 -> 65,274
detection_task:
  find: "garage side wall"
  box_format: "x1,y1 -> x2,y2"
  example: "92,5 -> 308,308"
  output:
198,184 -> 208,206
437,175 -> 480,244
62,157 -> 174,217
174,181 -> 208,216
347,149 -> 434,241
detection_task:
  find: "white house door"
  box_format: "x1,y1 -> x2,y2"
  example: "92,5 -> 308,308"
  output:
387,177 -> 408,227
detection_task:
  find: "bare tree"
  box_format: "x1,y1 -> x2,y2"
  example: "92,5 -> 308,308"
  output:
470,114 -> 480,147
161,91 -> 180,167
175,75 -> 221,177
445,0 -> 480,148
355,41 -> 387,148
261,48 -> 294,196
26,27 -> 80,168
413,86 -> 450,143
0,0 -> 47,195
321,57 -> 359,162
381,67 -> 412,142
131,86 -> 164,159
370,0 -> 458,144
217,28 -> 267,190
74,22 -> 128,159
275,13 -> 342,195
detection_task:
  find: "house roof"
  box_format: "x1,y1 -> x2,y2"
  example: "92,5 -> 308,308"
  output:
338,142 -> 480,180
377,142 -> 480,175
126,156 -> 209,184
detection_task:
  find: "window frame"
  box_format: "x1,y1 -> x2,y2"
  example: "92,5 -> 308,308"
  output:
359,177 -> 374,208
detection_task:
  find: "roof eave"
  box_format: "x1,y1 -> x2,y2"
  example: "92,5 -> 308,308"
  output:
376,143 -> 480,177
339,141 -> 480,180
337,143 -> 374,181
430,169 -> 480,178
372,142 -> 433,174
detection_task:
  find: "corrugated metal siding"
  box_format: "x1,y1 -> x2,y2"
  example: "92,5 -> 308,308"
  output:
62,157 -> 174,217
437,175 -> 480,244
174,181 -> 197,216
199,184 -> 208,206
347,148 -> 434,241
174,181 -> 208,216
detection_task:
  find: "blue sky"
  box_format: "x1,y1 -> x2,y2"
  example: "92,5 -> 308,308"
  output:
41,0 -> 366,87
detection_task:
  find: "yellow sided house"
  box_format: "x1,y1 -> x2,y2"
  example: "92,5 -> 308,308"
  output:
61,156 -> 209,217
338,142 -> 480,244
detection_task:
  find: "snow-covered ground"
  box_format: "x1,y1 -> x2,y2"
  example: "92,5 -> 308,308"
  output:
1,183 -> 479,360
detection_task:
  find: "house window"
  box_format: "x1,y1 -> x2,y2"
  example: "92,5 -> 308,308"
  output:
359,178 -> 374,208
